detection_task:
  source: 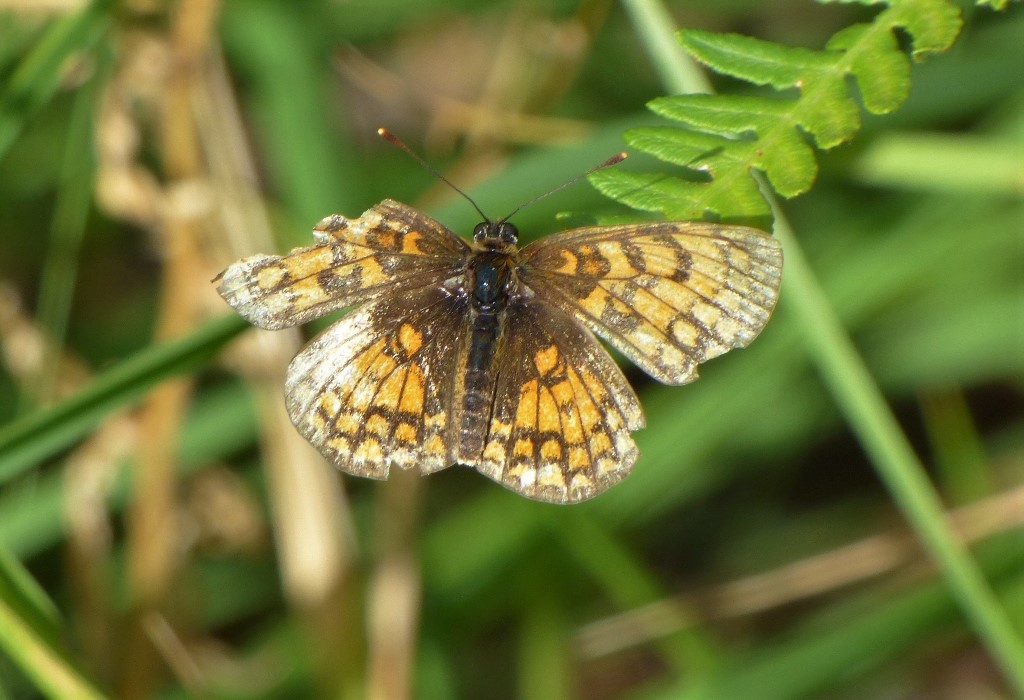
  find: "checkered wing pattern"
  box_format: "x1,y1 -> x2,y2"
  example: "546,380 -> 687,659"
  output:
285,285 -> 469,478
519,222 -> 783,385
216,199 -> 469,330
471,299 -> 644,504
216,195 -> 784,503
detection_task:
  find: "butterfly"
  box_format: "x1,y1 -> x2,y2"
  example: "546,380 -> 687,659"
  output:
215,154 -> 782,504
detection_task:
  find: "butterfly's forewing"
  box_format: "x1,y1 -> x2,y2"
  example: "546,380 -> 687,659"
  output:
470,298 -> 644,504
285,284 -> 470,478
518,222 -> 782,385
216,199 -> 470,329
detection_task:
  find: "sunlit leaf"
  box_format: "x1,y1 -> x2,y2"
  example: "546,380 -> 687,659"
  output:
596,0 -> 963,216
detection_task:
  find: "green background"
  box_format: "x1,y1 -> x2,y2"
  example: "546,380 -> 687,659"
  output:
0,0 -> 1021,697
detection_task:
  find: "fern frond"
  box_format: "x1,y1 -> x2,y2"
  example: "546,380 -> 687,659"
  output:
592,0 -> 963,221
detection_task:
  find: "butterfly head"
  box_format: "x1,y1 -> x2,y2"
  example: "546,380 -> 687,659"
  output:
473,220 -> 519,251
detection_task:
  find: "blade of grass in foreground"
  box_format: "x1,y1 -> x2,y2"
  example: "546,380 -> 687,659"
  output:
0,544 -> 62,638
0,0 -> 116,162
0,313 -> 249,485
0,546 -> 106,699
0,601 -> 106,699
29,49 -> 110,414
622,0 -> 1024,692
767,202 -> 1024,694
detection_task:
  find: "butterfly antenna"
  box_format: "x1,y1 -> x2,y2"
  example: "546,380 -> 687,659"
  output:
497,151 -> 628,223
378,128 -> 491,223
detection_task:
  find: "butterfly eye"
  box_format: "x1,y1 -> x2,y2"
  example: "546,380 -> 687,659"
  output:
473,222 -> 490,241
497,222 -> 519,244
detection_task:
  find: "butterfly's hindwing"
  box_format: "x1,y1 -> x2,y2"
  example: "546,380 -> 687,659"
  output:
285,284 -> 470,478
469,298 -> 643,503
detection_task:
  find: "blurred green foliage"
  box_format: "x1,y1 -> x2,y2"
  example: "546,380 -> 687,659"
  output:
0,0 -> 1021,698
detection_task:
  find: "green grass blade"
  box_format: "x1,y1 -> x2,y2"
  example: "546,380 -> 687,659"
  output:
0,577 -> 105,695
0,314 -> 249,485
619,0 -> 711,95
767,199 -> 1024,694
0,0 -> 115,162
27,50 -> 110,413
621,0 -> 1024,692
0,381 -> 257,558
0,545 -> 61,637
